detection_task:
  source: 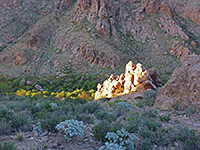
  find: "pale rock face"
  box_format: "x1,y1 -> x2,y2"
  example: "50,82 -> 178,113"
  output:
94,61 -> 159,100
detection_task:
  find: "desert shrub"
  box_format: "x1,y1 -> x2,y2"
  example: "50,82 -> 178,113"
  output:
138,138 -> 152,150
136,90 -> 157,108
0,106 -> 13,121
95,110 -> 117,122
79,102 -> 100,114
176,126 -> 199,150
56,119 -> 84,141
16,132 -> 24,141
141,109 -> 158,118
138,126 -> 154,139
93,121 -> 110,142
99,128 -> 136,150
40,113 -> 66,132
0,142 -> 16,150
117,102 -> 132,111
10,113 -> 31,131
93,121 -> 122,143
143,90 -> 157,100
125,111 -> 163,148
75,114 -> 94,124
159,114 -> 171,122
30,103 -> 41,115
184,106 -> 197,115
152,128 -> 177,146
135,99 -> 153,108
0,119 -> 11,135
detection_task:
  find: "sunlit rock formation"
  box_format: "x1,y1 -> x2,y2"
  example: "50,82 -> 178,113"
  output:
95,61 -> 161,100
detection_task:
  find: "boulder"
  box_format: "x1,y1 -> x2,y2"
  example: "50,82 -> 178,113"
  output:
142,0 -> 160,14
170,42 -> 195,58
95,19 -> 110,37
35,84 -> 44,92
191,41 -> 197,48
15,50 -> 27,66
95,61 -> 161,100
155,55 -> 200,110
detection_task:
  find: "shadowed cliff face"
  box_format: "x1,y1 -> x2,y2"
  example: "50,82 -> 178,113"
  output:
0,0 -> 199,79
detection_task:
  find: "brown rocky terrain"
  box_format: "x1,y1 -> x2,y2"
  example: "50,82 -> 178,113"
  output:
0,0 -> 199,79
155,55 -> 200,110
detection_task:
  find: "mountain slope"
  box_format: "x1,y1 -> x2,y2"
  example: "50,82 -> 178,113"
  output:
0,0 -> 199,83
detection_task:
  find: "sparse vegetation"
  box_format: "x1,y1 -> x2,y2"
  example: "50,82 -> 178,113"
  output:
0,76 -> 199,149
0,142 -> 16,150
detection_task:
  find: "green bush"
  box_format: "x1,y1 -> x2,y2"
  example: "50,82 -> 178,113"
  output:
93,121 -> 122,143
159,114 -> 171,122
80,102 -> 100,113
94,110 -> 117,122
0,142 -> 16,150
142,109 -> 158,118
139,138 -> 152,150
75,114 -> 94,124
0,119 -> 11,135
136,99 -> 153,108
0,106 -> 13,121
40,112 -> 66,132
176,126 -> 199,150
11,113 -> 31,131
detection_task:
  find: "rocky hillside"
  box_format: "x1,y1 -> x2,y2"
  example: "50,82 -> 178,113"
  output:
0,0 -> 200,82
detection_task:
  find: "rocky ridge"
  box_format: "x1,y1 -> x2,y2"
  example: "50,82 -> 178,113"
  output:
0,0 -> 199,78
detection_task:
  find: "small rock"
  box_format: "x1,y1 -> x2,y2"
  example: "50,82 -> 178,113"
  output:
20,78 -> 26,85
52,143 -> 57,148
41,136 -> 48,142
29,137 -> 34,141
26,80 -> 32,85
35,84 -> 44,92
41,131 -> 48,136
174,142 -> 179,147
134,94 -> 144,99
60,145 -> 64,149
191,41 -> 197,48
56,50 -> 60,54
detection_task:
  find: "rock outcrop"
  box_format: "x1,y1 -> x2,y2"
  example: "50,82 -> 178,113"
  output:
142,0 -> 174,16
170,42 -> 195,58
74,43 -> 120,68
155,55 -> 200,110
54,0 -> 75,17
72,0 -> 131,38
15,49 -> 27,65
95,61 -> 161,100
142,0 -> 200,25
159,15 -> 189,40
185,7 -> 200,25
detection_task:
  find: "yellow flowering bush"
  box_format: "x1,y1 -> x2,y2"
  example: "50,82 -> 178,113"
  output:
14,88 -> 96,100
16,89 -> 26,97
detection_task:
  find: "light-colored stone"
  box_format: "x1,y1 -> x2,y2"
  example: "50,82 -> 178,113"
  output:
95,61 -> 161,100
